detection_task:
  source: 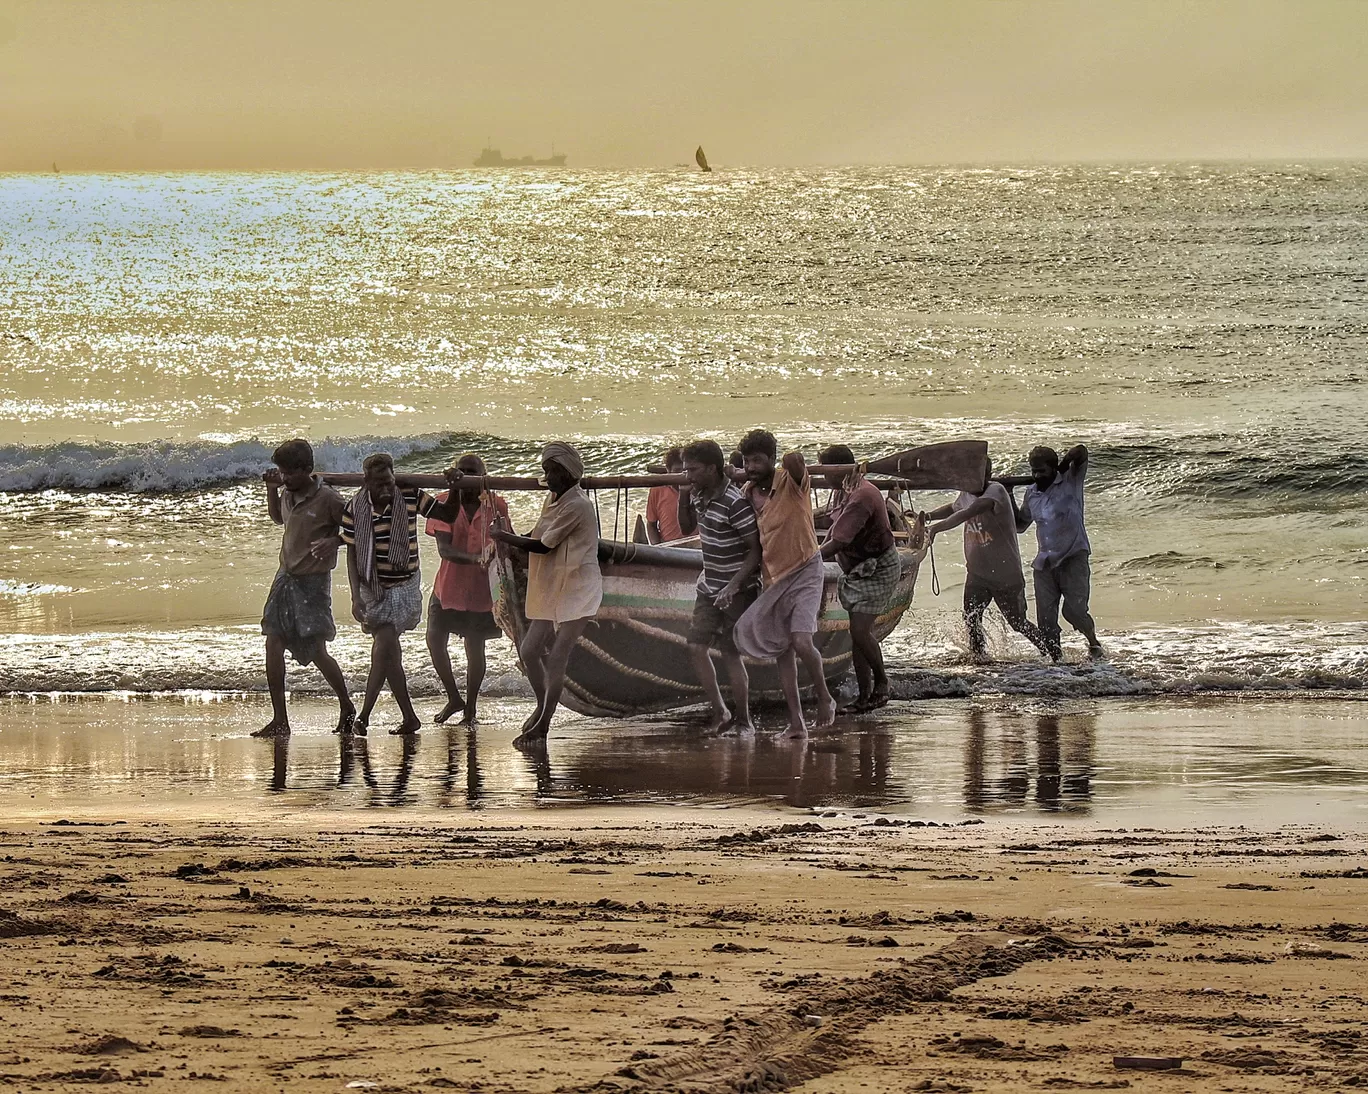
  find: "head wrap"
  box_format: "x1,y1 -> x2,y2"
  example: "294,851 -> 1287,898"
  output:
540,441 -> 584,481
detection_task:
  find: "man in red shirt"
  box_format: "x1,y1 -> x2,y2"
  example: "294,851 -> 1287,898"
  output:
645,447 -> 685,543
425,453 -> 509,726
818,444 -> 899,712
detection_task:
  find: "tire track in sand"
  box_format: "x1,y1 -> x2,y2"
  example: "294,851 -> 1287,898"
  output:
592,933 -> 1075,1093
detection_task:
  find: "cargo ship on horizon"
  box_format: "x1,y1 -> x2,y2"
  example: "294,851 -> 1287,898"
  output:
473,145 -> 566,167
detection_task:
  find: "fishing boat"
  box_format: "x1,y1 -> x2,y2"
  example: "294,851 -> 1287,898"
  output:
488,534 -> 925,718
324,440 -> 986,719
695,145 -> 711,172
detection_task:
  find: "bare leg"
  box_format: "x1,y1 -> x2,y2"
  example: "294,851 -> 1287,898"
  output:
313,644 -> 355,732
254,635 -> 290,737
426,618 -> 465,723
791,633 -> 836,728
461,636 -> 487,726
689,643 -> 731,733
515,618 -> 589,746
518,621 -> 555,735
355,632 -> 388,735
373,625 -> 420,734
777,650 -> 807,738
721,652 -> 754,733
848,612 -> 888,708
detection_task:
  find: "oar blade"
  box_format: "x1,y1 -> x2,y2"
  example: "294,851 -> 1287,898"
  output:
865,441 -> 988,491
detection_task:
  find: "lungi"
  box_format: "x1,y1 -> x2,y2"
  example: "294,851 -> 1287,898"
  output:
733,552 -> 825,661
837,545 -> 901,616
261,570 -> 336,665
356,574 -> 423,635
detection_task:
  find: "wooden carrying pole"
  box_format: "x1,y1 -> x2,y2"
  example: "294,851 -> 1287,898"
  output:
320,467 -> 927,493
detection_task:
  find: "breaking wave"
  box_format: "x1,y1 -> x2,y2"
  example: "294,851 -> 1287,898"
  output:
0,424 -> 1365,506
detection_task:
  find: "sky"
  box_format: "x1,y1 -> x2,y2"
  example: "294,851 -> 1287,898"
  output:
1,0 -> 1366,169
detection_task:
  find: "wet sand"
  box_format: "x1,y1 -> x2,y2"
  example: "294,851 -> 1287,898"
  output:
1,811 -> 1367,1092
2,692 -> 1366,823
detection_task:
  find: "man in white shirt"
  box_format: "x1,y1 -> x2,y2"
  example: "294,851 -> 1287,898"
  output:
1013,444 -> 1104,661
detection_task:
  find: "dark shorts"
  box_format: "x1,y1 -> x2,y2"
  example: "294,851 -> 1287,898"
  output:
687,586 -> 759,655
427,598 -> 502,640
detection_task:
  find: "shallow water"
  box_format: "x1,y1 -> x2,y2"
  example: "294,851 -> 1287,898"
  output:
2,693 -> 1365,824
2,165 -> 1367,702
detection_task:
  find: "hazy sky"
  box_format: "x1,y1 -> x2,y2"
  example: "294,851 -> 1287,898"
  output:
2,0 -> 1366,169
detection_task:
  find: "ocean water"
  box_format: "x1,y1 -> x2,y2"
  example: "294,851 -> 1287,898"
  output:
1,165 -> 1366,699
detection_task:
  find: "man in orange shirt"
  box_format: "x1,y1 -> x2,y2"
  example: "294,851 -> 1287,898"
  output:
425,453 -> 509,726
733,429 -> 836,736
645,447 -> 685,543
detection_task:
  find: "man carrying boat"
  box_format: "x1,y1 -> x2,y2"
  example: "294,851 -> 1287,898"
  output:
925,457 -> 1053,662
676,439 -> 762,734
489,442 -> 603,747
425,452 -> 509,727
732,429 -> 837,736
341,453 -> 471,735
1013,444 -> 1105,661
645,447 -> 685,543
816,444 -> 899,712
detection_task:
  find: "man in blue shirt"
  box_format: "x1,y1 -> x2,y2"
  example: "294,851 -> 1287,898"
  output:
1014,444 -> 1104,661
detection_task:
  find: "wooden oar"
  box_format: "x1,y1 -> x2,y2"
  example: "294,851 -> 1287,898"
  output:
861,440 -> 989,492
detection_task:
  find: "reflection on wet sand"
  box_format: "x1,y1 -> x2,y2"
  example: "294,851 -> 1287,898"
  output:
549,725 -> 900,810
1,693 -> 1365,823
963,709 -> 1095,814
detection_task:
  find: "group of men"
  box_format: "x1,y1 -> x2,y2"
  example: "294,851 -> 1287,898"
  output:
254,433 -> 1100,746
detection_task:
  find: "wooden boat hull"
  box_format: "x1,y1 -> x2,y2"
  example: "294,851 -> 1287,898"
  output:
490,541 -> 925,718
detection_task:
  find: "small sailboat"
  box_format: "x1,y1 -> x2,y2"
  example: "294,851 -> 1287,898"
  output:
695,146 -> 711,172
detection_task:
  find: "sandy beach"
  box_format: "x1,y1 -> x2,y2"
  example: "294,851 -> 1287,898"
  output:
2,808 -> 1366,1092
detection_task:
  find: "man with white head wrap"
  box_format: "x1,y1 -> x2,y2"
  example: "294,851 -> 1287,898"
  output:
491,441 -> 603,747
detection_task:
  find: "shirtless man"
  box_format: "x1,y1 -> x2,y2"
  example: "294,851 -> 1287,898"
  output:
732,429 -> 837,736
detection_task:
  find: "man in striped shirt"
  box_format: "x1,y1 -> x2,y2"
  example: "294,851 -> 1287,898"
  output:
677,439 -> 762,733
341,452 -> 467,736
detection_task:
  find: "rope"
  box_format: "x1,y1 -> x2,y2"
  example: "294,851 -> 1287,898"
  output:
928,538 -> 941,596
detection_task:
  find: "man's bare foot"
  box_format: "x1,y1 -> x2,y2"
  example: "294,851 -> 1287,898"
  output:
459,707 -> 478,727
704,709 -> 732,734
389,718 -> 422,736
512,729 -> 548,750
785,719 -> 809,740
251,721 -> 288,739
863,690 -> 889,711
1088,643 -> 1107,661
816,696 -> 837,727
725,717 -> 756,736
519,708 -> 544,735
352,716 -> 369,737
433,695 -> 466,724
334,707 -> 356,735
838,696 -> 870,714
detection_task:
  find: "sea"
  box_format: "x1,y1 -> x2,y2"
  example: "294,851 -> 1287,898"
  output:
1,164 -> 1366,709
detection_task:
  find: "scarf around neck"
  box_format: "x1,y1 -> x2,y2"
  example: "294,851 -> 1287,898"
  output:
352,483 -> 410,590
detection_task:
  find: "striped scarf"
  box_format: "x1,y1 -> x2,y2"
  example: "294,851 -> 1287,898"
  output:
351,483 -> 410,591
